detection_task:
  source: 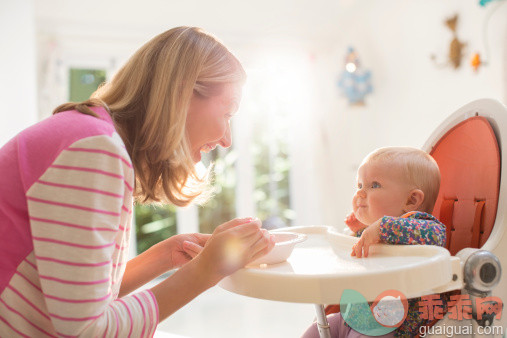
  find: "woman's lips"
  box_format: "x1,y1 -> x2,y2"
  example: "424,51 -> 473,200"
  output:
200,144 -> 217,153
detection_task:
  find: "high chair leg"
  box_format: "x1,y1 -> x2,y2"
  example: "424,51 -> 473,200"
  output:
314,304 -> 331,338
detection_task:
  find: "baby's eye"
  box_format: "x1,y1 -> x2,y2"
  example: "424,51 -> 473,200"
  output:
371,181 -> 381,188
357,183 -> 362,189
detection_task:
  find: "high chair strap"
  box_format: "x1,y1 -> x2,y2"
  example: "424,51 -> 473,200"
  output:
402,211 -> 417,218
471,200 -> 485,248
439,199 -> 455,251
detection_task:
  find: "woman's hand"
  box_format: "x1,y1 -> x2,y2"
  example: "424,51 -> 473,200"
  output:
351,218 -> 382,258
160,233 -> 211,268
193,217 -> 275,283
345,212 -> 368,233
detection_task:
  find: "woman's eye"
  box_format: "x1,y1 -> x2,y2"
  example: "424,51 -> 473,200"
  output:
371,182 -> 381,188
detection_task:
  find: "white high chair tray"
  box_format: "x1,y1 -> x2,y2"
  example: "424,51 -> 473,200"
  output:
219,226 -> 455,304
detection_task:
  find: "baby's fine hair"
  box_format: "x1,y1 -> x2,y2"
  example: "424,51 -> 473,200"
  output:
363,147 -> 441,213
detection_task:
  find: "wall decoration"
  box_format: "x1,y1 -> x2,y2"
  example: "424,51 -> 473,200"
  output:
479,0 -> 502,6
445,15 -> 467,69
337,47 -> 373,106
431,14 -> 467,69
471,0 -> 506,72
470,53 -> 483,72
432,1 -> 505,72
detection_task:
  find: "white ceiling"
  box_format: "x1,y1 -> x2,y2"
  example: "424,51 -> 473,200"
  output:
34,0 -> 361,44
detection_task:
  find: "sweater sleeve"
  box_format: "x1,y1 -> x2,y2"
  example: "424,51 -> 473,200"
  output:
379,215 -> 446,247
25,135 -> 158,337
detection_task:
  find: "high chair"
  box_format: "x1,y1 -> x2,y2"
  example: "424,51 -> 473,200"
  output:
219,98 -> 506,338
420,98 -> 506,336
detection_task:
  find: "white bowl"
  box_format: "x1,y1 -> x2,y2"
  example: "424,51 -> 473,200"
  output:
248,232 -> 307,266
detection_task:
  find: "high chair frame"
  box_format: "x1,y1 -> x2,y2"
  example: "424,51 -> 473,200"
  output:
421,98 -> 506,336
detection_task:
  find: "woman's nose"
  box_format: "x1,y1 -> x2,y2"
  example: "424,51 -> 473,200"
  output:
219,125 -> 232,148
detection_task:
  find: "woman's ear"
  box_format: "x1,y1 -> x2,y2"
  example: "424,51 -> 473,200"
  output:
404,189 -> 425,212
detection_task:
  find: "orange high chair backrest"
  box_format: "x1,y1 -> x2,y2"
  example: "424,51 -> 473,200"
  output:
429,115 -> 501,255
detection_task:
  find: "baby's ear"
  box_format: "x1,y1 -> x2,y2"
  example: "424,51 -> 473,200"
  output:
405,189 -> 424,212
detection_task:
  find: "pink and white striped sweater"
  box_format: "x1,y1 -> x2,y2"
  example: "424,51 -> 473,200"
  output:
0,107 -> 159,337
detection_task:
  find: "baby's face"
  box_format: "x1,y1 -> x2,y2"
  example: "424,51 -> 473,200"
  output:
352,160 -> 412,225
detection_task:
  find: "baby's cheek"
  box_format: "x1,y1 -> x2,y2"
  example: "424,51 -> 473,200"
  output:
353,209 -> 367,225
351,195 -> 358,209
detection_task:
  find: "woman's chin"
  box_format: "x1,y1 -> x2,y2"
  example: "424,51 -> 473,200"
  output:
192,152 -> 202,163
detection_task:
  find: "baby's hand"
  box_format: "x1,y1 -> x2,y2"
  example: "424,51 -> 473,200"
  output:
351,219 -> 381,258
345,212 -> 368,233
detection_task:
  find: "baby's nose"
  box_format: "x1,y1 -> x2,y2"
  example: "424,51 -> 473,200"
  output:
355,188 -> 366,198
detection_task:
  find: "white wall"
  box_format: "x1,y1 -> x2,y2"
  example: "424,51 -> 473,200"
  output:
9,0 -> 497,231
33,0 -> 507,229
0,0 -> 37,146
310,1 -> 507,227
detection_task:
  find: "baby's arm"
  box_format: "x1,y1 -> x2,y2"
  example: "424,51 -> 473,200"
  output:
344,212 -> 368,235
380,216 -> 446,247
352,215 -> 446,257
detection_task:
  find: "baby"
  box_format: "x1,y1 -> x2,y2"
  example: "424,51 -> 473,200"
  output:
348,146 -> 445,258
303,147 -> 447,337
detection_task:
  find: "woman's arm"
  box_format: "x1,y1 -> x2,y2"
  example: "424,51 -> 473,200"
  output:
26,135 -> 158,337
151,218 -> 274,321
149,254 -> 218,320
119,243 -> 170,297
119,233 -> 210,297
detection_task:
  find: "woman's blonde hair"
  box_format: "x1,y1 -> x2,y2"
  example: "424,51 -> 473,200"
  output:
363,147 -> 441,213
53,26 -> 246,206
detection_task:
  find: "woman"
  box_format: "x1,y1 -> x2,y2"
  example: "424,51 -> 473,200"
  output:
0,26 -> 274,336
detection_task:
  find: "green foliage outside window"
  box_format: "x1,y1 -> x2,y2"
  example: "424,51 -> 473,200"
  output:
134,204 -> 177,254
198,148 -> 237,234
197,121 -> 293,233
252,129 -> 294,227
244,66 -> 295,228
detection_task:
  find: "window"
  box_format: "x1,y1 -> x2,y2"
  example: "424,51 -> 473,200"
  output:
198,148 -> 237,234
252,130 -> 293,228
132,53 -> 304,247
64,54 -> 302,255
69,68 -> 106,102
